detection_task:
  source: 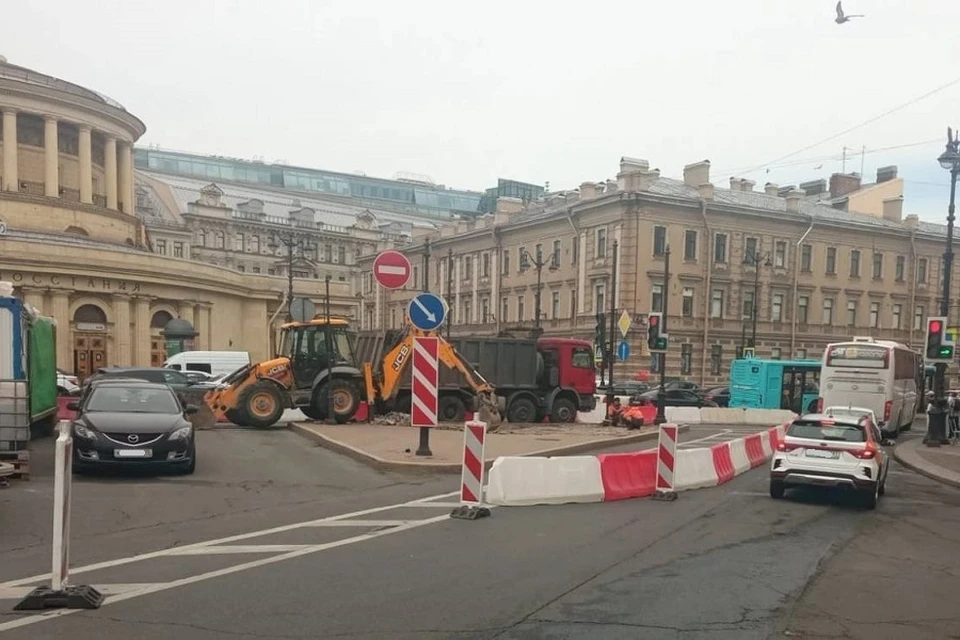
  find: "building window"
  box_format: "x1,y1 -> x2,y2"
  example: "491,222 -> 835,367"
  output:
197,229 -> 207,247
412,266 -> 420,289
252,266 -> 261,274
596,228 -> 607,258
215,232 -> 225,249
680,343 -> 693,375
237,264 -> 245,272
155,239 -> 167,254
801,244 -> 812,272
517,295 -> 525,322
914,305 -> 925,331
551,240 -> 562,268
324,244 -> 333,263
572,237 -> 579,265
869,302 -> 880,328
713,233 -> 727,263
519,246 -> 529,271
653,226 -> 666,256
710,345 -> 722,375
481,296 -> 490,323
796,348 -> 807,359
742,290 -> 754,319
250,235 -> 260,253
710,289 -> 724,318
826,247 -> 836,274
551,291 -> 561,319
234,234 -> 244,251
745,237 -> 758,261
651,284 -> 663,313
774,241 -> 786,268
872,253 -> 883,279
337,246 -> 346,264
771,347 -> 782,360
462,299 -> 472,324
501,297 -> 509,321
798,295 -> 809,324
682,287 -> 694,317
390,308 -> 397,329
895,255 -> 905,282
850,250 -> 861,277
481,252 -> 490,277
172,242 -> 184,258
771,293 -> 784,322
684,230 -> 698,261
650,353 -> 662,373
501,250 -> 510,275
917,258 -> 928,284
595,284 -> 606,314
463,256 -> 473,280
846,300 -> 858,326
822,298 -> 834,325
892,304 -> 902,329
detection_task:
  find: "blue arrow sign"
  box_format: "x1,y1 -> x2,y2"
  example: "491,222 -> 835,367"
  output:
617,340 -> 630,362
407,292 -> 447,331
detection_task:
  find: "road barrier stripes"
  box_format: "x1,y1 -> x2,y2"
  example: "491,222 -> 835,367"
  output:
655,424 -> 678,492
460,421 -> 487,505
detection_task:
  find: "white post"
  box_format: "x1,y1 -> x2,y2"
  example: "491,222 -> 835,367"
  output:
51,420 -> 73,591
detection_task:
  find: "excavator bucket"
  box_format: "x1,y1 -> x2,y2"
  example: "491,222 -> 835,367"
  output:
476,393 -> 504,431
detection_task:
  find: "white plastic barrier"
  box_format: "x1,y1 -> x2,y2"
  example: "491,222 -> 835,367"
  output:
759,430 -> 773,457
665,406 -> 702,424
728,438 -> 751,475
675,447 -> 720,491
485,456 -> 605,506
699,407 -> 738,425
742,409 -> 797,426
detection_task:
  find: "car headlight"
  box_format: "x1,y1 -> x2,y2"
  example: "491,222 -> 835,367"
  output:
73,424 -> 97,440
169,426 -> 193,441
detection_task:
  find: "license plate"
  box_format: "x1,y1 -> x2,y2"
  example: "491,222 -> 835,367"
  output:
114,449 -> 151,459
805,449 -> 839,459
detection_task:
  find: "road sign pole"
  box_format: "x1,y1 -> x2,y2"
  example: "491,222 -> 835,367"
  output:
656,246 -> 671,426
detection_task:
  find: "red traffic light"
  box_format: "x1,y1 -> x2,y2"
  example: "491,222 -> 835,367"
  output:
930,320 -> 943,333
649,315 -> 659,326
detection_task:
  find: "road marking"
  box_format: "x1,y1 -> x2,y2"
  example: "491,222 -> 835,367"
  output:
399,501 -> 466,508
0,583 -> 163,600
305,519 -> 412,527
166,545 -> 313,555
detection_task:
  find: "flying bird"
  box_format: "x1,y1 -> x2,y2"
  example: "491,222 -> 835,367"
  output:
835,1 -> 864,24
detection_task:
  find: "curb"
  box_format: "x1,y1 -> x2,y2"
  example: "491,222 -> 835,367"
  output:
893,438 -> 960,490
287,423 -> 689,475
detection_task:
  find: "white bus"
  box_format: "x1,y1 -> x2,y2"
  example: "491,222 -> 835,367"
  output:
818,337 -> 921,437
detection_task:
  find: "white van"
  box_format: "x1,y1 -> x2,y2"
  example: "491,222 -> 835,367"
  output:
163,351 -> 251,378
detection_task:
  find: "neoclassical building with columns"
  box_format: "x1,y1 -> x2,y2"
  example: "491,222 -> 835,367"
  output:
0,57 -> 365,377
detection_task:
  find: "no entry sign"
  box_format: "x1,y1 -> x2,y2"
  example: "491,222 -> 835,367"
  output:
373,250 -> 412,289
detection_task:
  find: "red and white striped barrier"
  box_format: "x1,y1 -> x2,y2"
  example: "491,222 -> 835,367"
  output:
411,336 -> 440,428
653,424 -> 679,499
459,420 -> 487,505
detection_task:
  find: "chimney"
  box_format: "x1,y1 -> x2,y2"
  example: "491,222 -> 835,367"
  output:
619,156 -> 649,173
764,182 -> 779,196
785,189 -> 805,213
495,197 -> 524,216
876,165 -> 898,183
564,190 -> 580,204
698,183 -> 715,200
740,179 -> 755,193
777,185 -> 796,197
882,196 -> 904,222
683,160 -> 711,188
579,181 -> 599,200
829,172 -> 862,199
799,179 -> 827,196
904,214 -> 919,229
729,177 -> 741,192
605,179 -> 619,193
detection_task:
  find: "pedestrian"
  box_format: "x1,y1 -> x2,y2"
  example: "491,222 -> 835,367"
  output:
949,392 -> 960,440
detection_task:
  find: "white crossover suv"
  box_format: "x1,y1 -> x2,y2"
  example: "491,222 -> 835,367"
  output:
770,413 -> 889,509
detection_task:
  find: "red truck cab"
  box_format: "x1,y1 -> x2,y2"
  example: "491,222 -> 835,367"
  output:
536,337 -> 598,421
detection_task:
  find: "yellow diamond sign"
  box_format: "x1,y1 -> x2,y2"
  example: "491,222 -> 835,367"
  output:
618,310 -> 632,338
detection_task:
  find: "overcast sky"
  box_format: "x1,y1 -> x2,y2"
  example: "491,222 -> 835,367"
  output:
3,0 -> 959,219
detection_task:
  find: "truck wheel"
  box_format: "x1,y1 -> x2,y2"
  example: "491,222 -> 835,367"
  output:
438,396 -> 466,422
225,408 -> 249,426
239,382 -> 284,429
506,397 -> 537,424
316,379 -> 360,424
551,398 -> 578,423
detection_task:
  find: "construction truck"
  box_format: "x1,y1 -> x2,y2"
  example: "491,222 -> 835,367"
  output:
356,330 -> 597,424
204,317 -> 502,429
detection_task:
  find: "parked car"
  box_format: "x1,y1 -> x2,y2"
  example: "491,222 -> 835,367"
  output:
84,367 -> 195,393
68,380 -> 198,474
600,381 -> 650,397
663,380 -> 701,392
182,370 -> 217,384
770,413 -> 889,509
636,388 -> 718,408
57,369 -> 79,395
703,386 -> 730,407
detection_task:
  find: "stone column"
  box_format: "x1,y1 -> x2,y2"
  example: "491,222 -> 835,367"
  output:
454,257 -> 461,323
614,224 -> 623,309
577,232 -> 588,314
472,253 -> 479,323
43,116 -> 59,197
104,135 -> 118,209
78,126 -> 93,204
113,294 -> 132,366
179,302 -> 196,329
2,110 -> 17,192
133,296 -> 151,366
22,288 -> 46,313
196,304 -> 211,350
49,290 -> 72,372
118,141 -> 132,213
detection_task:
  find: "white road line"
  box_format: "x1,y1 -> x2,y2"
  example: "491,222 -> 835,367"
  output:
167,545 -> 313,555
305,519 -> 414,527
403,501 -> 468,508
0,514 -> 454,633
0,490 -> 460,589
0,583 -> 164,600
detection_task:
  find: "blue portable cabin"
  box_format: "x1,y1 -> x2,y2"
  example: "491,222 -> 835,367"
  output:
729,357 -> 822,414
0,295 -> 58,432
0,297 -> 27,380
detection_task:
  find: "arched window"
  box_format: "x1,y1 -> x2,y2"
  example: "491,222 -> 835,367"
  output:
197,229 -> 207,247
74,304 -> 106,325
150,310 -> 174,329
215,231 -> 225,249
64,226 -> 89,237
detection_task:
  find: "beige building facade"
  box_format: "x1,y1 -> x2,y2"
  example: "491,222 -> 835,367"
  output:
361,157 -> 955,387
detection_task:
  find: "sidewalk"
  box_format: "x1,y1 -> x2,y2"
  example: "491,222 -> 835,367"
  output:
894,435 -> 960,489
289,423 -> 675,473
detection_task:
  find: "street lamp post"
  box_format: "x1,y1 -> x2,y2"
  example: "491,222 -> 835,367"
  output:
743,249 -> 772,350
269,231 -> 315,320
522,245 -> 556,334
926,128 -> 960,446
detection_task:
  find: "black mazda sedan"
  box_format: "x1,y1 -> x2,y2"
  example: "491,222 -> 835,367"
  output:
69,380 -> 198,474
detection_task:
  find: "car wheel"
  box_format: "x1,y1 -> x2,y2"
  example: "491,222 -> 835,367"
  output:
878,478 -> 886,496
769,480 -> 786,499
551,397 -> 578,423
861,483 -> 879,509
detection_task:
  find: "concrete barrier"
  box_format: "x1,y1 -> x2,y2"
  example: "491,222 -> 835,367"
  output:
729,438 -> 751,475
485,455 -> 605,506
665,406 -> 702,424
742,409 -> 797,425
598,450 -> 657,501
675,447 -> 720,491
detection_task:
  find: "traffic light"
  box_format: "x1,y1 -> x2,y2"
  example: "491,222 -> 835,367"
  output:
647,312 -> 667,351
595,312 -> 606,348
925,316 -> 954,362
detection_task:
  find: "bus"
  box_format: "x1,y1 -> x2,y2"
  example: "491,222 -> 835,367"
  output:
729,358 -> 822,413
819,337 -> 921,437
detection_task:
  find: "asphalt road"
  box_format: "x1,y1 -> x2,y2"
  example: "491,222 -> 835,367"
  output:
2,429 -> 958,639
